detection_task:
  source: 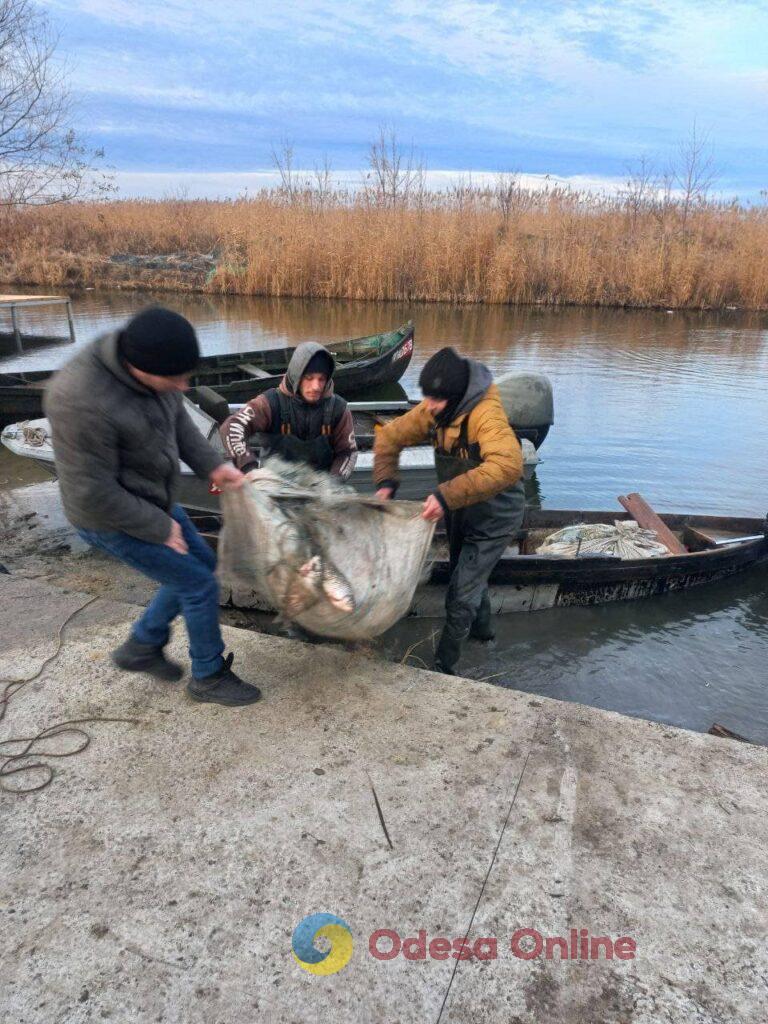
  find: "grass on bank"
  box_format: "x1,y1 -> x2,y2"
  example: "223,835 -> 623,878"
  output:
1,181 -> 767,310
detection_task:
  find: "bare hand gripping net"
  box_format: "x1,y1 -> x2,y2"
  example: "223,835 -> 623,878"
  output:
217,459 -> 436,640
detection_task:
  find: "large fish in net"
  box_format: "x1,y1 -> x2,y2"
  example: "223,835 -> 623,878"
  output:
217,458 -> 436,640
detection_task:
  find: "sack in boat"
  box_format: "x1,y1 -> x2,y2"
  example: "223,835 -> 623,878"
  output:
217,458 -> 436,640
536,521 -> 670,560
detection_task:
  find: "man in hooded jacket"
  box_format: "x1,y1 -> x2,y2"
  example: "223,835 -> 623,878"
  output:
374,346 -> 525,675
220,342 -> 357,478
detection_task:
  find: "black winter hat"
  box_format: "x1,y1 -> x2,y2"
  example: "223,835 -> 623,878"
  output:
119,307 -> 200,376
419,346 -> 469,399
303,350 -> 334,379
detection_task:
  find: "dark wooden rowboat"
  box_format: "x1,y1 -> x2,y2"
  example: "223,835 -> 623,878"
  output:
0,369 -> 50,425
0,321 -> 415,427
188,508 -> 768,616
186,321 -> 414,403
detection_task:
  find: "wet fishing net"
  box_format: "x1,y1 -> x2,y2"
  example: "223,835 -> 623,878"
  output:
218,458 -> 436,639
536,521 -> 670,560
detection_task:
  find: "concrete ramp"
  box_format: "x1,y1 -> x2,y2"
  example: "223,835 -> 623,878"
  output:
1,577 -> 766,1023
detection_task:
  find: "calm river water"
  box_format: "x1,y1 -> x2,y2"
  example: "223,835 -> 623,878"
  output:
4,290 -> 768,740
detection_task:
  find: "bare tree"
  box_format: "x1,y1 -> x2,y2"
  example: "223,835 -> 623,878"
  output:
270,138 -> 300,202
674,122 -> 717,230
622,156 -> 658,219
364,124 -> 425,207
312,153 -> 334,206
0,0 -> 112,206
494,172 -> 521,225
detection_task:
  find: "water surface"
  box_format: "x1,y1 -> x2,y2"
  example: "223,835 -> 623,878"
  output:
3,291 -> 768,740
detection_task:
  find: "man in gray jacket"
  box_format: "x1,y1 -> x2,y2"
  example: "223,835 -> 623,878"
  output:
45,306 -> 261,707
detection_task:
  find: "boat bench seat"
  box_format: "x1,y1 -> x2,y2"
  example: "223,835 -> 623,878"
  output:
237,363 -> 272,379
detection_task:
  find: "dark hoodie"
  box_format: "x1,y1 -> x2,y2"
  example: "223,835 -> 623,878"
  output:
220,341 -> 358,480
441,358 -> 493,424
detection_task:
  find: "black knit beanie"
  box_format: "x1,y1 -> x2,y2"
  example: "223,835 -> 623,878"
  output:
303,350 -> 334,379
419,347 -> 469,399
119,307 -> 200,376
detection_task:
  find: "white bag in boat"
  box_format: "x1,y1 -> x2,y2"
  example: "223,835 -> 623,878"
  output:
217,460 -> 435,640
536,521 -> 670,560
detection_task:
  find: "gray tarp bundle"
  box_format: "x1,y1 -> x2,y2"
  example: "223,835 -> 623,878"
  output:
218,460 -> 435,640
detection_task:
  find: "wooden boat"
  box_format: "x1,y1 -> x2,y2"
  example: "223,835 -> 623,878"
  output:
0,320 -> 415,427
189,507 -> 768,617
4,403 -> 765,616
0,399 -> 542,511
186,321 -> 414,402
0,369 -> 51,425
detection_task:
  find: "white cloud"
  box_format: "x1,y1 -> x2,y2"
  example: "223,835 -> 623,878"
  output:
37,0 -> 768,189
112,166 -> 629,199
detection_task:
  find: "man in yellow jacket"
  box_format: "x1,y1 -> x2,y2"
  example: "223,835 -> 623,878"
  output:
374,347 -> 525,674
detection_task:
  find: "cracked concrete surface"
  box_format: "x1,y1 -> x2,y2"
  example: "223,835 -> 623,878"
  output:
1,576 -> 766,1024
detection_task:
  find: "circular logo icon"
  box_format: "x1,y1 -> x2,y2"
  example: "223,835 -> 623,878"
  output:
292,913 -> 354,975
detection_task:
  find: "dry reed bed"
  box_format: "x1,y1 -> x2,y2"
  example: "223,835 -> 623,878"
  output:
1,187 -> 766,309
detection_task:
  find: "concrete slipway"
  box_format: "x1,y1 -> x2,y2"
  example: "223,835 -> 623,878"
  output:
1,576 -> 766,1024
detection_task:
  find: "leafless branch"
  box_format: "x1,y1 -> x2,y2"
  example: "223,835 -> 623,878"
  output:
0,0 -> 113,206
364,124 -> 425,207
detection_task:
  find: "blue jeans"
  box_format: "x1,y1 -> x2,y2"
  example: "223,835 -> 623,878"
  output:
77,505 -> 225,678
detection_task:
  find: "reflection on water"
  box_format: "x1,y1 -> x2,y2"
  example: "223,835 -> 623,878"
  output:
2,290 -> 768,737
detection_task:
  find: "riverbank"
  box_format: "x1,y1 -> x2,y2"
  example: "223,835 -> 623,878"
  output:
2,572 -> 766,1023
2,188 -> 767,309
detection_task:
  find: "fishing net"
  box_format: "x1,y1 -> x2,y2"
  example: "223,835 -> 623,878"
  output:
536,521 -> 670,560
217,458 -> 436,639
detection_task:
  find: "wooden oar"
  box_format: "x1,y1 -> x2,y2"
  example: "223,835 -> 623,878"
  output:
617,492 -> 688,555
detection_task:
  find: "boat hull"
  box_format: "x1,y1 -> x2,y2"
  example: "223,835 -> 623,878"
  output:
200,509 -> 768,617
0,322 -> 414,426
0,383 -> 47,426
187,323 -> 414,402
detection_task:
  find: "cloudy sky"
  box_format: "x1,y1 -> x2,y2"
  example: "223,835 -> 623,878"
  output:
40,0 -> 768,199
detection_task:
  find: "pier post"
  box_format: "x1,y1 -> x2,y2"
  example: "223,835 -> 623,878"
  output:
10,303 -> 23,353
66,300 -> 76,344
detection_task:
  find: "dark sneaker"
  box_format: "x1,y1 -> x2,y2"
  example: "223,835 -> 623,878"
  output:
111,636 -> 184,682
187,653 -> 262,707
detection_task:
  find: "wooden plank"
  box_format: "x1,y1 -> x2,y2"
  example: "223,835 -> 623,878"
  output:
617,492 -> 688,555
708,723 -> 752,743
0,295 -> 68,304
682,525 -> 718,551
237,363 -> 272,379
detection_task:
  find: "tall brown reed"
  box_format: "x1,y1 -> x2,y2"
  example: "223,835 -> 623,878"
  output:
1,184 -> 766,309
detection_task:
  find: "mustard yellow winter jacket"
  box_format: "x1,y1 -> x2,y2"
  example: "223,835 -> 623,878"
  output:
373,376 -> 523,511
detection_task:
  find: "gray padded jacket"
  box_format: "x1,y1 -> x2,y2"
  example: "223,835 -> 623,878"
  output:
44,332 -> 224,543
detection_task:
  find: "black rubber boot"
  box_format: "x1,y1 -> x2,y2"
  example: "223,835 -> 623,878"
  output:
187,653 -> 262,707
469,591 -> 495,642
111,636 -> 184,682
434,626 -> 464,676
